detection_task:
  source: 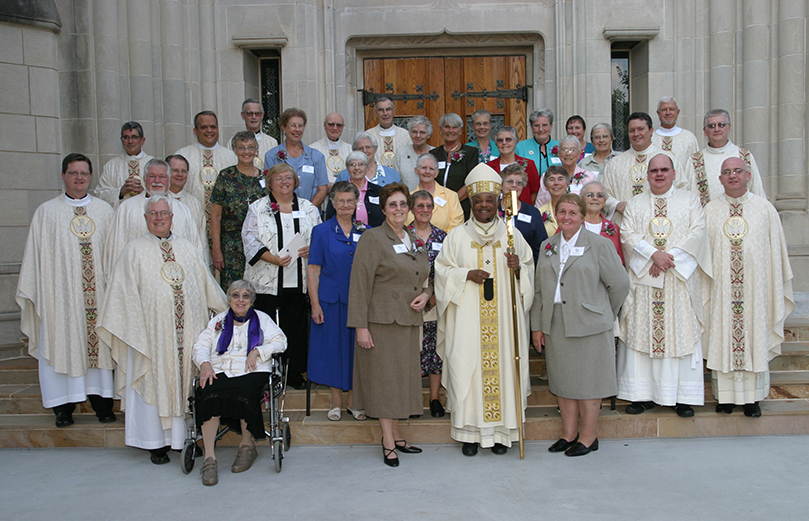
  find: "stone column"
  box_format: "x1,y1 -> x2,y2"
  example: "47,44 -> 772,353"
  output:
199,0 -> 217,110
708,0 -> 735,111
160,0 -> 187,154
741,0 -> 770,189
127,0 -> 155,147
92,0 -> 121,165
775,0 -> 807,211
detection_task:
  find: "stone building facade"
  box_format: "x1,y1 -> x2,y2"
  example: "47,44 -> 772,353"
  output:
0,0 -> 807,350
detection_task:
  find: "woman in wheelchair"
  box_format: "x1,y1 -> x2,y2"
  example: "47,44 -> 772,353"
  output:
192,280 -> 287,486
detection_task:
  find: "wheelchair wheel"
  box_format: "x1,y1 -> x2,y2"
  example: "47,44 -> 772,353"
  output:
181,441 -> 196,474
282,422 -> 291,451
273,440 -> 283,473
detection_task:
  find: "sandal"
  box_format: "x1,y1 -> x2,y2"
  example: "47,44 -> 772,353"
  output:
327,407 -> 341,421
201,457 -> 218,486
346,406 -> 366,421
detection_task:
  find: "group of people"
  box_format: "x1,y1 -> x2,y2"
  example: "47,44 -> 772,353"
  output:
16,95 -> 793,481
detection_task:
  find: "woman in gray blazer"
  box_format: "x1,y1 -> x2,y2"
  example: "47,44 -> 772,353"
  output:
347,183 -> 432,467
531,193 -> 629,457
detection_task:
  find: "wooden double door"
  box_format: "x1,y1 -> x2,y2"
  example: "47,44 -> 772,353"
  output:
363,56 -> 528,147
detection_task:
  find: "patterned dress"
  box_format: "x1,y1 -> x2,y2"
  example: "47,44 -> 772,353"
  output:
408,223 -> 447,376
210,165 -> 266,290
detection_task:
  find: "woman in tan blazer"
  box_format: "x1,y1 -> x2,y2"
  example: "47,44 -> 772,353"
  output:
347,183 -> 432,467
531,193 -> 629,457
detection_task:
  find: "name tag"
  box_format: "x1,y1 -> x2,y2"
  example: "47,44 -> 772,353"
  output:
302,165 -> 315,174
368,196 -> 380,205
434,196 -> 447,207
517,213 -> 532,223
352,233 -> 361,242
431,242 -> 443,251
393,244 -> 408,254
571,247 -> 585,257
550,157 -> 562,165
437,161 -> 446,170
259,179 -> 266,188
292,210 -> 305,219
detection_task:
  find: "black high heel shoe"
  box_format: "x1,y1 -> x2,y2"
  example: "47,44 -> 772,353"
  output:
394,440 -> 422,454
382,443 -> 399,467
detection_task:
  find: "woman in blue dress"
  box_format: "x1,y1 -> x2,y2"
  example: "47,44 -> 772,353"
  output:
307,182 -> 367,421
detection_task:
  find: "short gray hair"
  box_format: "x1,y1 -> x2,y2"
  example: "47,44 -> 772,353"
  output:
407,115 -> 433,137
590,123 -> 614,141
241,99 -> 262,112
500,163 -> 527,187
144,158 -> 171,182
345,150 -> 369,166
580,180 -> 605,196
703,108 -> 731,128
496,126 -> 518,142
144,194 -> 174,214
559,134 -> 581,149
329,181 -> 359,202
416,152 -> 438,169
353,131 -> 378,150
439,113 -> 463,129
411,189 -> 434,205
657,96 -> 678,111
231,130 -> 257,149
471,109 -> 492,121
226,279 -> 257,304
529,108 -> 555,126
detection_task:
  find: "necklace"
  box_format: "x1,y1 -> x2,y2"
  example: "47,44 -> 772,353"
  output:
444,143 -> 461,154
474,219 -> 497,235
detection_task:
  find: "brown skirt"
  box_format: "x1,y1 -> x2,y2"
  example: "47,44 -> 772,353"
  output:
352,322 -> 422,419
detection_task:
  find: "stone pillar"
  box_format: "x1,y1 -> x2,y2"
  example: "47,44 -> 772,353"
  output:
160,0 -> 187,154
199,0 -> 217,110
127,0 -> 155,147
775,0 -> 807,211
92,0 -> 121,165
708,0 -> 735,111
741,0 -> 770,190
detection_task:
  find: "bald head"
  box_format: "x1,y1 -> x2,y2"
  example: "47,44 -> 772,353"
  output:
648,153 -> 676,195
324,112 -> 345,141
719,157 -> 751,198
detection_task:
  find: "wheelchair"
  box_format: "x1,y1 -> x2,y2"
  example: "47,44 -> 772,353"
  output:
181,353 -> 291,474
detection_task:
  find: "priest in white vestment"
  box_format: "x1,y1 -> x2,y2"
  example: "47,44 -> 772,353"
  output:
366,97 -> 412,168
435,164 -> 534,456
96,195 -> 227,464
650,97 -> 700,170
617,153 -> 712,418
166,154 -> 206,241
17,153 -> 116,427
704,157 -> 793,417
95,121 -> 153,206
174,111 -> 238,240
105,158 -> 207,270
225,99 -> 278,170
310,112 -> 353,186
684,109 -> 766,206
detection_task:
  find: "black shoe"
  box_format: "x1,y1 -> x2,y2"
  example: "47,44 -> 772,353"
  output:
430,399 -> 445,418
150,447 -> 171,465
674,404 -> 694,418
715,403 -> 735,414
461,443 -> 478,457
55,412 -> 74,428
97,412 -> 117,423
288,374 -> 307,390
625,401 -> 655,415
565,438 -> 599,457
382,444 -> 399,467
491,443 -> 508,455
548,434 -> 579,453
743,403 -> 762,418
395,440 -> 422,454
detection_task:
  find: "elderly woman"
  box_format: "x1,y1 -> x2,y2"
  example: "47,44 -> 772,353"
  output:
579,123 -> 617,176
558,135 -> 597,196
308,182 -> 368,421
406,153 -> 463,232
535,165 -> 570,237
394,116 -> 434,190
486,126 -> 542,206
516,108 -> 560,177
498,163 -> 548,264
581,181 -> 624,264
531,194 -> 629,457
326,151 -> 383,228
337,132 -> 400,187
565,115 -> 595,159
264,108 -> 328,206
466,109 -> 499,163
431,113 -> 480,219
193,280 -> 287,485
210,131 -> 268,290
242,163 -> 322,390
407,190 -> 448,417
348,183 -> 431,467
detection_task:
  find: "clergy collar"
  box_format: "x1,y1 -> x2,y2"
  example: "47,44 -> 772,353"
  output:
196,142 -> 221,151
149,232 -> 174,241
254,132 -> 263,141
631,143 -> 656,156
378,126 -> 396,137
726,191 -> 750,204
169,189 -> 186,198
707,140 -> 734,154
326,138 -> 342,150
651,185 -> 677,198
655,126 -> 682,137
64,193 -> 91,207
125,151 -> 145,160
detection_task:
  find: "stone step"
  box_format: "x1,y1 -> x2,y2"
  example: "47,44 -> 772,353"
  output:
0,357 -> 37,385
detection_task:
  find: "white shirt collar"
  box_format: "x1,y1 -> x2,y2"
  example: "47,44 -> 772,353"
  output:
632,143 -> 656,155
707,140 -> 734,155
560,226 -> 582,250
326,138 -> 341,150
125,151 -> 145,160
63,193 -> 91,207
378,126 -> 396,137
655,125 -> 682,137
196,142 -> 221,151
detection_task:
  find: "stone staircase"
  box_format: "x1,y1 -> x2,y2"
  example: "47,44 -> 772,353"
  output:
3,325 -> 809,448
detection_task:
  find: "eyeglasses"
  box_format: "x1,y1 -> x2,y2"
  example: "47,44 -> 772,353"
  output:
65,171 -> 92,177
720,168 -> 746,177
559,147 -> 579,154
286,123 -> 305,129
146,211 -> 171,218
706,122 -> 729,129
242,111 -> 263,117
229,292 -> 253,300
333,198 -> 357,206
347,162 -> 366,168
584,192 -> 606,199
386,201 -> 409,209
496,137 -> 514,143
121,135 -> 142,141
414,203 -> 434,210
592,134 -> 611,141
326,122 -> 344,128
376,107 -> 394,113
236,146 -> 257,152
273,175 -> 295,183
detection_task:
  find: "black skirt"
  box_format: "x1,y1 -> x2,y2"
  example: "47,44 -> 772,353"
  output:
195,371 -> 270,439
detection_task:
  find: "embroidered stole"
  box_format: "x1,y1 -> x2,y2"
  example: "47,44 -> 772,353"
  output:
199,149 -> 217,245
630,154 -> 648,196
660,136 -> 673,152
725,202 -> 748,373
692,148 -> 753,207
71,206 -> 100,368
650,198 -> 669,357
472,239 -> 502,422
159,241 -> 186,378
